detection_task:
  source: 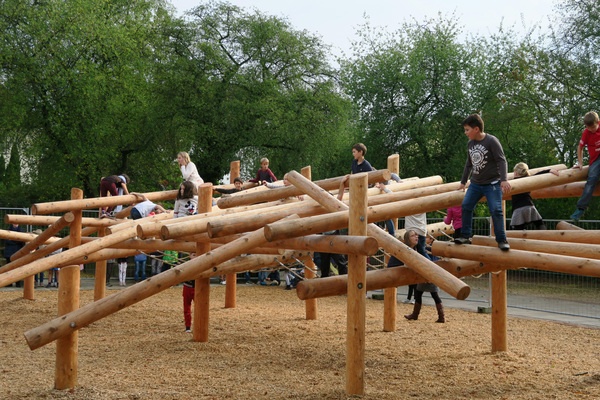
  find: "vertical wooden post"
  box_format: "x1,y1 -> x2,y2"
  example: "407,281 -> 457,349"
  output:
383,155 -> 399,332
225,161 -> 241,308
55,188 -> 82,389
94,227 -> 107,301
23,275 -> 35,300
346,173 -> 368,396
302,258 -> 318,320
194,183 -> 213,342
300,166 -> 318,320
491,200 -> 507,352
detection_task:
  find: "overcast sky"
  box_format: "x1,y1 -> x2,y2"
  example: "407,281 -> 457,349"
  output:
169,0 -> 559,56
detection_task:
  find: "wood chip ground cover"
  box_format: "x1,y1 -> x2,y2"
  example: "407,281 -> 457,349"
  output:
1,286 -> 599,399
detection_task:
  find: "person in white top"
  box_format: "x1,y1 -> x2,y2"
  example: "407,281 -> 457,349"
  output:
177,151 -> 204,187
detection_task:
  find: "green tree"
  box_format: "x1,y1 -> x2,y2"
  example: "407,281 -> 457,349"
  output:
150,1 -> 355,182
0,0 -> 176,201
340,15 -> 471,180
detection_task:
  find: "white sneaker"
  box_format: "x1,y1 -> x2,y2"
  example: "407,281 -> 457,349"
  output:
220,280 -> 226,285
402,299 -> 414,304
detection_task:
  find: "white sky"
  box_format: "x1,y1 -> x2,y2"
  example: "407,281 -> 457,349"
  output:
169,0 -> 558,56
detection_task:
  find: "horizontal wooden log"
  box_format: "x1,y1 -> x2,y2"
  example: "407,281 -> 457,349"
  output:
0,230 -> 59,246
505,230 -> 600,244
4,214 -> 120,228
296,258 -> 496,300
195,251 -> 304,279
471,236 -> 600,260
80,237 -> 198,253
32,190 -> 178,215
268,235 -> 379,256
431,240 -> 600,277
396,221 -> 454,241
217,170 -> 391,209
106,212 -> 173,234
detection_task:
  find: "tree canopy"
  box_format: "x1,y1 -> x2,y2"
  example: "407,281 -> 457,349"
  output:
1,0 -> 600,219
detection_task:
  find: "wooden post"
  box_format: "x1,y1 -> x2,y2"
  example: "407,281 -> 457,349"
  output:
300,166 -> 317,320
346,173 -> 368,396
225,160 -> 241,294
383,155 -> 399,332
303,257 -> 318,320
94,227 -> 107,301
55,187 -> 82,389
23,275 -> 35,300
195,183 -> 213,342
490,200 -> 507,353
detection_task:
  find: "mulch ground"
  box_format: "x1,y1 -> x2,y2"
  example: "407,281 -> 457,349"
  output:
1,285 -> 600,399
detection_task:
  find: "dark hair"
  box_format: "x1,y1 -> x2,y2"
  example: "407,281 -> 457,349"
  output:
233,177 -> 243,184
403,229 -> 417,249
583,111 -> 599,127
462,114 -> 484,132
352,143 -> 367,156
177,181 -> 196,200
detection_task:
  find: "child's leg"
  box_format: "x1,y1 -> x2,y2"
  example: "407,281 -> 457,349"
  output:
182,286 -> 194,330
459,183 -> 484,238
483,183 -> 507,242
578,157 -> 600,210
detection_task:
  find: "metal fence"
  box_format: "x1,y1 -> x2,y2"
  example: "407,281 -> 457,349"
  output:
1,207 -> 599,320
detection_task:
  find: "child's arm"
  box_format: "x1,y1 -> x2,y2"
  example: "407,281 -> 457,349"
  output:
131,192 -> 147,202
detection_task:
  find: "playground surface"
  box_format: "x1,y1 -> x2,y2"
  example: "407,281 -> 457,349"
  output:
1,283 -> 600,399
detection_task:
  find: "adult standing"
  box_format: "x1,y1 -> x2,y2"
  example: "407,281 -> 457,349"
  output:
99,174 -> 130,217
177,151 -> 204,188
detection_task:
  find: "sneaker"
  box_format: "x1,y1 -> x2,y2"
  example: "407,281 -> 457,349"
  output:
570,208 -> 585,222
454,237 -> 471,245
220,280 -> 226,285
259,281 -> 267,286
498,241 -> 510,251
402,299 -> 412,304
185,328 -> 191,333
285,285 -> 292,290
245,281 -> 254,285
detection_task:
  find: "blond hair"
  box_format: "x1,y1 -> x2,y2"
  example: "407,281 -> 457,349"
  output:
178,151 -> 191,165
260,157 -> 269,164
513,162 -> 529,178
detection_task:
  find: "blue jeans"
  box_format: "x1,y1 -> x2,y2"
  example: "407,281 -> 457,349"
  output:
461,181 -> 507,243
135,260 -> 147,280
577,158 -> 600,210
257,270 -> 268,283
